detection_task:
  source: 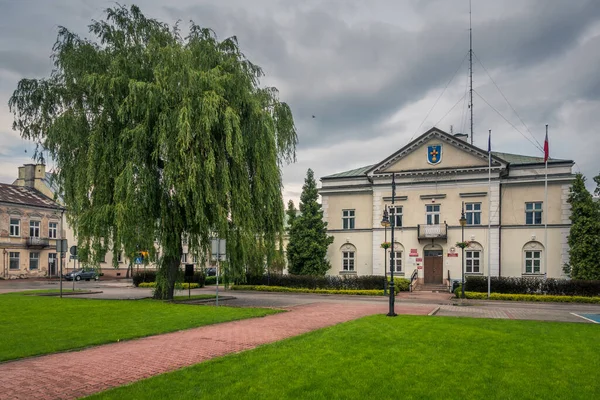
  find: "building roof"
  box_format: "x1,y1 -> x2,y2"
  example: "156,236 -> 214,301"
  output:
322,150 -> 571,180
0,183 -> 63,210
490,151 -> 569,165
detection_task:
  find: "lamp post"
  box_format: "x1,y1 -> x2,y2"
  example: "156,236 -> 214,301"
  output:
381,208 -> 390,295
387,174 -> 397,317
459,201 -> 467,299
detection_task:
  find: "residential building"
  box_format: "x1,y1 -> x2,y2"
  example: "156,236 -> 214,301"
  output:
319,128 -> 574,285
0,176 -> 64,279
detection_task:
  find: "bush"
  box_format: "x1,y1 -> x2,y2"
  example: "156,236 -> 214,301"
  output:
231,285 -> 386,296
205,276 -> 218,285
463,291 -> 600,304
242,274 -> 410,292
133,271 -> 205,288
138,282 -> 200,289
464,276 -> 600,297
133,271 -> 157,287
454,285 -> 464,298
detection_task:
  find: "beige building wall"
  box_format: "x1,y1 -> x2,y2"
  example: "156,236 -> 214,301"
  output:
320,128 -> 575,281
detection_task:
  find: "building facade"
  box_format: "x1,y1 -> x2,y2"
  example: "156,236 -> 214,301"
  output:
319,128 -> 574,285
0,174 -> 64,279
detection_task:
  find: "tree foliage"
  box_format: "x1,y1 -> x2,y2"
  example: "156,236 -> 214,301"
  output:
8,5 -> 296,298
566,173 -> 600,279
286,169 -> 333,276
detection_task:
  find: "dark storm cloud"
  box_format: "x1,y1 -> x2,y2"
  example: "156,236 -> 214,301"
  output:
0,0 -> 599,201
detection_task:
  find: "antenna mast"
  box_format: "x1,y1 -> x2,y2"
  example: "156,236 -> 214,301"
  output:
469,0 -> 474,145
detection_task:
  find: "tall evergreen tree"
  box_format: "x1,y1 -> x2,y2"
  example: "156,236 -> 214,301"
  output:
566,173 -> 600,279
286,169 -> 333,275
8,5 -> 297,299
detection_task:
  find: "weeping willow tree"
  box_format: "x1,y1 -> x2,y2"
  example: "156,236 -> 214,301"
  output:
9,5 -> 296,299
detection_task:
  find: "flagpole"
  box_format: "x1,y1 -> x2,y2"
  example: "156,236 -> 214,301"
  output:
544,124 -> 548,279
487,129 -> 492,299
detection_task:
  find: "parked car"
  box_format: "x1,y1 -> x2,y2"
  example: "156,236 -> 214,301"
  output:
64,269 -> 99,281
206,267 -> 217,277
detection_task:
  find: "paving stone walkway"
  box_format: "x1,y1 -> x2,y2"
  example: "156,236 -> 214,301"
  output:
0,302 -> 434,400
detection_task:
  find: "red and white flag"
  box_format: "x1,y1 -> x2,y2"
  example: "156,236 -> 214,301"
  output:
543,131 -> 549,162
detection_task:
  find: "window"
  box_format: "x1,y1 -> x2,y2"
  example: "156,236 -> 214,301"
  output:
29,252 -> 39,270
426,204 -> 440,225
48,222 -> 58,239
48,253 -> 57,267
29,221 -> 40,238
465,203 -> 481,225
342,251 -> 355,271
181,253 -> 188,263
389,206 -> 403,228
525,202 -> 543,225
390,251 -> 402,273
525,251 -> 541,274
466,251 -> 481,273
9,219 -> 20,237
342,210 -> 355,230
9,252 -> 20,270
117,252 -> 123,263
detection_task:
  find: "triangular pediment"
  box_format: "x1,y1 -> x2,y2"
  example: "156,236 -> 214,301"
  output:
369,128 -> 504,175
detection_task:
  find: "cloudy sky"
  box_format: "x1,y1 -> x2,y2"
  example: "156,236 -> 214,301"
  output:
1,0 -> 599,204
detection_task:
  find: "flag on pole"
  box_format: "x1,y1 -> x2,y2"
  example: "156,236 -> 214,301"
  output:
488,130 -> 491,154
543,131 -> 549,162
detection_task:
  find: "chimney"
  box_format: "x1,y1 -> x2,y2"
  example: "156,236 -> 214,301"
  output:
17,164 -> 46,190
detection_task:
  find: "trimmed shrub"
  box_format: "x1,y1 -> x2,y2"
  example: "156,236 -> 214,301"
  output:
133,271 -> 205,288
205,276 -> 218,285
463,291 -> 600,304
138,282 -> 200,289
231,285 -> 385,296
242,274 -> 410,292
464,276 -> 600,297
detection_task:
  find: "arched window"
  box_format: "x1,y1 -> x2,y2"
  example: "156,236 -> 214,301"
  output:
523,241 -> 544,275
390,242 -> 405,273
341,243 -> 356,272
465,241 -> 483,274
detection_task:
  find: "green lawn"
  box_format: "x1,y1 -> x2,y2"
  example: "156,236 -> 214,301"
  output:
0,292 -> 278,362
88,315 -> 599,400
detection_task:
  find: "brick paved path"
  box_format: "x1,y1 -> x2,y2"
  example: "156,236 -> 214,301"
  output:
0,302 -> 434,400
434,304 -> 592,323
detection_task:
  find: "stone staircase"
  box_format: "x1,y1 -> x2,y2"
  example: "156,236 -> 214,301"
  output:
413,284 -> 449,293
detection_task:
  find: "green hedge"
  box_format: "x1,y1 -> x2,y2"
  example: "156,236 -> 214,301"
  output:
231,285 -> 408,296
232,285 -> 383,296
456,290 -> 600,304
465,276 -> 600,296
241,274 -> 410,292
138,282 -> 200,289
133,271 -> 205,288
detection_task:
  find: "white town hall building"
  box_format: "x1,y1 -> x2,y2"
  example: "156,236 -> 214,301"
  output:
319,128 -> 574,285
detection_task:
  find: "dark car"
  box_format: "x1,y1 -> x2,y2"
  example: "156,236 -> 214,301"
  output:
64,268 -> 99,281
206,267 -> 217,276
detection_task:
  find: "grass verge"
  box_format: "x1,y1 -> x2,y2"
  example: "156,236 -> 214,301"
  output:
0,292 -> 278,362
87,315 -> 600,400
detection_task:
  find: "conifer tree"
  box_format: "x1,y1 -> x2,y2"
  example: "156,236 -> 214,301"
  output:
567,173 -> 600,279
286,169 -> 333,275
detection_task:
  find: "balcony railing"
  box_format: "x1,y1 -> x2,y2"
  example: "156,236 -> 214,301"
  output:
26,237 -> 50,248
417,223 -> 448,241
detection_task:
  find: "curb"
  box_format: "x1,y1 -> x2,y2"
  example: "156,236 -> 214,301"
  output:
428,306 -> 440,316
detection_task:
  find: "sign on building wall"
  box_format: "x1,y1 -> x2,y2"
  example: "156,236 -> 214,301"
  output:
409,248 -> 418,257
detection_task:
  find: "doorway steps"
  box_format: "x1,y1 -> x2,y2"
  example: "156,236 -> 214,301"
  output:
414,284 -> 449,293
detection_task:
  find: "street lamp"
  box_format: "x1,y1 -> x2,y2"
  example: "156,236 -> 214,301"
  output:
387,174 -> 397,317
459,201 -> 467,299
380,208 -> 390,295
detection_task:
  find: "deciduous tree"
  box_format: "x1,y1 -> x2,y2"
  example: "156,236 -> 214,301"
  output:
9,5 -> 296,299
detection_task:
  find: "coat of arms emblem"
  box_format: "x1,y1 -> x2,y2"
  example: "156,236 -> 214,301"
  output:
427,145 -> 442,165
